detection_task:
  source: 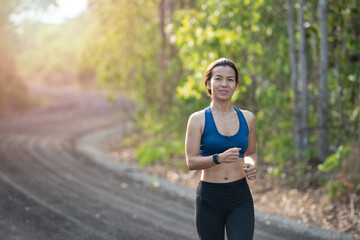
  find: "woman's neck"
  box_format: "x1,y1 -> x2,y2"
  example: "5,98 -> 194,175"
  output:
210,100 -> 233,114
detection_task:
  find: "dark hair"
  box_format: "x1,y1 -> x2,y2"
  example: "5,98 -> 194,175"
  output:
204,58 -> 239,95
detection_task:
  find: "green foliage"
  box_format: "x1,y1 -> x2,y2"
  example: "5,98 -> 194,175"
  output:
136,140 -> 165,166
325,1 -> 360,146
318,146 -> 352,173
327,180 -> 348,200
255,84 -> 294,172
173,0 -> 287,102
135,138 -> 185,167
82,0 -> 162,106
319,145 -> 359,199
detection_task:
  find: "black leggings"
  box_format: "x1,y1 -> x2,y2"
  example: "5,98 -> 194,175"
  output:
195,178 -> 254,240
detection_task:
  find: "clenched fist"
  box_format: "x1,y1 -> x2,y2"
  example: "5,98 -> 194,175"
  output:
219,148 -> 241,163
243,163 -> 257,181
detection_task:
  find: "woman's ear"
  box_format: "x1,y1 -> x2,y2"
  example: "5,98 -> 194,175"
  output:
206,79 -> 211,92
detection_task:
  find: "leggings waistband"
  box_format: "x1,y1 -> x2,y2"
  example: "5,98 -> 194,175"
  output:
199,177 -> 247,187
197,177 -> 248,194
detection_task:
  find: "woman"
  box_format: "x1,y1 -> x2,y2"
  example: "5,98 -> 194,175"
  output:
185,58 -> 257,240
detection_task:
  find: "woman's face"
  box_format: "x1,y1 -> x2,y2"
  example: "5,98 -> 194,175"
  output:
206,66 -> 238,100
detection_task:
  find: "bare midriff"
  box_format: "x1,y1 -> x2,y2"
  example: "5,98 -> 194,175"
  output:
200,158 -> 246,183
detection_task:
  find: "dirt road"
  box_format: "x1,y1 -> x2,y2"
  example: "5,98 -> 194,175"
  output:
0,87 -> 196,239
0,87 -> 356,240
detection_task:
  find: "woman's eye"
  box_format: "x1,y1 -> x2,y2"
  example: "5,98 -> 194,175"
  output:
215,78 -> 221,81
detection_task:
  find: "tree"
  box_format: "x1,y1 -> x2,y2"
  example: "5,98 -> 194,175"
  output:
286,0 -> 301,158
159,0 -> 167,113
158,0 -> 182,114
298,0 -> 309,153
318,0 -> 328,161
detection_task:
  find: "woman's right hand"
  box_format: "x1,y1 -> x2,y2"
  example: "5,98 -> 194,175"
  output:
219,148 -> 241,163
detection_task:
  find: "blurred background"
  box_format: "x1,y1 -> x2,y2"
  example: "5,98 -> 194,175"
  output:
1,0 -> 359,237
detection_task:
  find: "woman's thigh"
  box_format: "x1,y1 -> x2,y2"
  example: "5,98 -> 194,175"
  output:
195,194 -> 226,240
225,206 -> 254,240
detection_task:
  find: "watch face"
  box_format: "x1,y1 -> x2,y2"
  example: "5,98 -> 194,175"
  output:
213,154 -> 219,164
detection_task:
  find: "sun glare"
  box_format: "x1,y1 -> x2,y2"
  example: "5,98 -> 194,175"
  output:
11,0 -> 88,24
41,0 -> 88,24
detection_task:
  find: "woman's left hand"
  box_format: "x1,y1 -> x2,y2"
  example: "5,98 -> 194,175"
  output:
243,163 -> 257,181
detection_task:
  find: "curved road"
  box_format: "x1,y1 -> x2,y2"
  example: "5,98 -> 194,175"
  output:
0,87 -> 356,240
0,87 -> 196,240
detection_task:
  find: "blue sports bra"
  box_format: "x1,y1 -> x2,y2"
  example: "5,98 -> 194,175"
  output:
199,106 -> 249,158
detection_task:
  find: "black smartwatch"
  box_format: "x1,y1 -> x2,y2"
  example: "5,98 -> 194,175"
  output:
212,153 -> 220,165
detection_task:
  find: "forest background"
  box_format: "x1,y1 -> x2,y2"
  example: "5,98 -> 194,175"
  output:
1,0 -> 359,236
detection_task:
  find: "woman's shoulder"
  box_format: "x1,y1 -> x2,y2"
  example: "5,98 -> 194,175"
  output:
187,109 -> 206,134
188,109 -> 206,123
235,107 -> 255,125
240,109 -> 255,120
234,106 -> 254,117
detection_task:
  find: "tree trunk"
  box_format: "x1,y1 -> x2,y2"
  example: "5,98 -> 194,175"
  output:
358,72 -> 360,157
318,0 -> 328,162
358,35 -> 360,157
158,0 -> 167,114
358,73 -> 360,157
287,0 -> 302,158
298,0 -> 309,152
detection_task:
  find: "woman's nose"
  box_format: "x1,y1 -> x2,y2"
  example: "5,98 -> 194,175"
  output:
221,79 -> 228,87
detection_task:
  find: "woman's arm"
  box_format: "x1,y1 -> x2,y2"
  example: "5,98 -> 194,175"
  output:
185,112 -> 216,170
244,111 -> 258,180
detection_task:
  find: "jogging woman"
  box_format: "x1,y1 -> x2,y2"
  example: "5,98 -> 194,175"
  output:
185,58 -> 257,240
